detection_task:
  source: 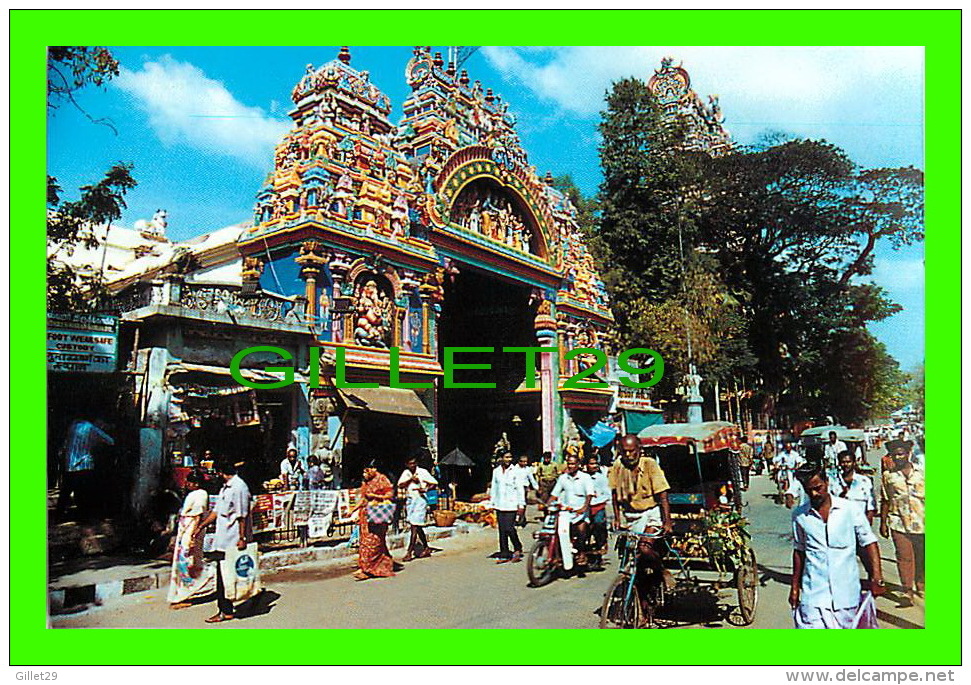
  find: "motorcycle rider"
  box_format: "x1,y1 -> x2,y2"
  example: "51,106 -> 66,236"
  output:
549,454 -> 593,571
585,454 -> 610,570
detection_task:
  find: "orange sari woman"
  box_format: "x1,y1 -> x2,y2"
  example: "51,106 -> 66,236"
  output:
354,464 -> 396,580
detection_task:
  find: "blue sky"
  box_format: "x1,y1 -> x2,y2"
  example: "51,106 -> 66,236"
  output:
46,45 -> 924,369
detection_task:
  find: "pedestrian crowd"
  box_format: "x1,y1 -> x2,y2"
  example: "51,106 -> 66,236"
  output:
782,427 -> 925,629
153,419 -> 924,629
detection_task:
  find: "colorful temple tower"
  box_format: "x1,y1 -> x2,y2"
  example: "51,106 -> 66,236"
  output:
236,47 -> 614,484
648,57 -> 733,156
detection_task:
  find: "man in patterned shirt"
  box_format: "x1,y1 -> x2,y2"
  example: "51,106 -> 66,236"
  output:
880,440 -> 925,606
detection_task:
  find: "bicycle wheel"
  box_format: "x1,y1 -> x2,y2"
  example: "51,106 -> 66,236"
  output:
527,539 -> 556,587
600,574 -> 641,629
641,576 -> 664,628
735,546 -> 758,625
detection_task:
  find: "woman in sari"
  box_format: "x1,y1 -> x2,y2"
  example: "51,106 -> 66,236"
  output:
353,462 -> 396,581
167,471 -> 217,607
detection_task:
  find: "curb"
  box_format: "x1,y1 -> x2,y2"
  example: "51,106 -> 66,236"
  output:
49,522 -> 483,613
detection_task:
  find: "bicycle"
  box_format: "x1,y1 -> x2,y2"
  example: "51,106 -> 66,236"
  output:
599,527 -> 666,629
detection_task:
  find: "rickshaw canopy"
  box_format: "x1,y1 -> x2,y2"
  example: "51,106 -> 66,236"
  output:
638,421 -> 741,453
799,425 -> 864,443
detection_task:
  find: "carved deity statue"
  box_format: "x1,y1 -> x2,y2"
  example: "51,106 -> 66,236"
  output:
390,194 -> 409,238
352,278 -> 394,348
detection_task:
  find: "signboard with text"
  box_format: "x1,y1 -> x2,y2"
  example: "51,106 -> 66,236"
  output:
615,386 -> 659,412
47,312 -> 119,373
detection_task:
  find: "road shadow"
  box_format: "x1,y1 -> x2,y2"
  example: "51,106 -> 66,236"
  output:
654,585 -> 726,628
876,609 -> 924,630
757,564 -> 793,588
592,580 -> 745,629
236,589 -> 280,619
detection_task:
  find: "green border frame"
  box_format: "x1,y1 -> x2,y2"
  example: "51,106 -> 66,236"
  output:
13,9 -> 959,666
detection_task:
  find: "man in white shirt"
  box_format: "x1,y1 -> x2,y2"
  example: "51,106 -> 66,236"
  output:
784,476 -> 808,510
773,440 -> 804,503
836,450 -> 876,524
514,454 -> 539,505
198,457 -> 252,623
790,465 -> 885,628
280,448 -> 305,490
823,431 -> 848,482
550,454 -> 594,568
398,456 -> 438,561
490,452 -> 525,563
585,455 -> 611,567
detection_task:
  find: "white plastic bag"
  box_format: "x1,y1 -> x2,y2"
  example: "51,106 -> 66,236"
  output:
852,592 -> 879,629
557,511 -> 574,571
220,543 -> 261,602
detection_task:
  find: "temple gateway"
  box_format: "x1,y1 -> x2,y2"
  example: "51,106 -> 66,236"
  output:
90,47 -> 623,506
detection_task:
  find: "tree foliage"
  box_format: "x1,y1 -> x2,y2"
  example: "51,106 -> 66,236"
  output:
47,47 -> 135,313
592,77 -> 924,424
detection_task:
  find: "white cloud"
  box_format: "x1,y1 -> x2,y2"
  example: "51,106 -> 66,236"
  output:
114,55 -> 290,168
481,46 -> 924,167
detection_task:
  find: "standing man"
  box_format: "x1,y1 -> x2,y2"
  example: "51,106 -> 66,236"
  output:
738,436 -> 754,491
549,454 -> 594,569
514,454 -> 539,521
490,452 -> 525,563
534,451 -> 560,506
823,431 -> 848,483
585,455 -> 611,567
608,434 -> 673,535
790,465 -> 885,628
836,450 -> 876,524
199,457 -> 252,623
280,448 -> 305,490
56,418 -> 114,521
762,437 -> 776,480
880,440 -> 925,606
398,456 -> 438,561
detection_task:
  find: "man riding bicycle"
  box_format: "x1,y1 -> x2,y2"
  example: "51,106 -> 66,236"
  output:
608,434 -> 675,605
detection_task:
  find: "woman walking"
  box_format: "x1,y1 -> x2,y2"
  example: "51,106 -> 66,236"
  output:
353,461 -> 396,581
167,471 -> 216,608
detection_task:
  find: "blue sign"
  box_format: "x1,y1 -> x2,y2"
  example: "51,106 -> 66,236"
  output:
235,553 -> 255,578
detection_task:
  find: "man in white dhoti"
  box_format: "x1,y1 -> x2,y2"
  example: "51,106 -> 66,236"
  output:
398,456 -> 437,561
790,465 -> 885,628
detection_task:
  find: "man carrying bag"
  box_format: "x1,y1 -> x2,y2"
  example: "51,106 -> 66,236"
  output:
199,457 -> 255,623
790,464 -> 885,628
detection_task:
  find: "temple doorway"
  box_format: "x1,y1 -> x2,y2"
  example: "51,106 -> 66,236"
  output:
437,267 -> 541,496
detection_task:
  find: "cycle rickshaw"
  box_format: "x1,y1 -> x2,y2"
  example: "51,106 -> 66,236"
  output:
600,421 -> 759,628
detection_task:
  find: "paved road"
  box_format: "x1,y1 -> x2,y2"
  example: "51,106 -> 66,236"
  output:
53,470 -> 924,629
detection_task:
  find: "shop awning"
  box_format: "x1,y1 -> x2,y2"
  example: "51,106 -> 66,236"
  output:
624,409 -> 665,435
166,362 -> 307,384
338,387 -> 431,418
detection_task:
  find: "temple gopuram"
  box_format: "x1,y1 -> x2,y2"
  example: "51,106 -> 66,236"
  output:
234,46 -> 613,484
54,50 -> 741,511
648,56 -> 733,155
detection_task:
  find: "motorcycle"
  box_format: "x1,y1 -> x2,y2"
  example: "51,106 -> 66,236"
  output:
526,502 -> 583,587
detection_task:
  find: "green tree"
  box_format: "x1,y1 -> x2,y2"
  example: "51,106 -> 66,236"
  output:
592,75 -> 923,426
594,78 -> 753,404
47,47 -> 136,312
695,139 -> 923,423
551,174 -> 597,236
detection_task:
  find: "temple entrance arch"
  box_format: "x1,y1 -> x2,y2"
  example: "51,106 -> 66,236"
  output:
448,177 -> 548,259
436,266 -> 542,497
